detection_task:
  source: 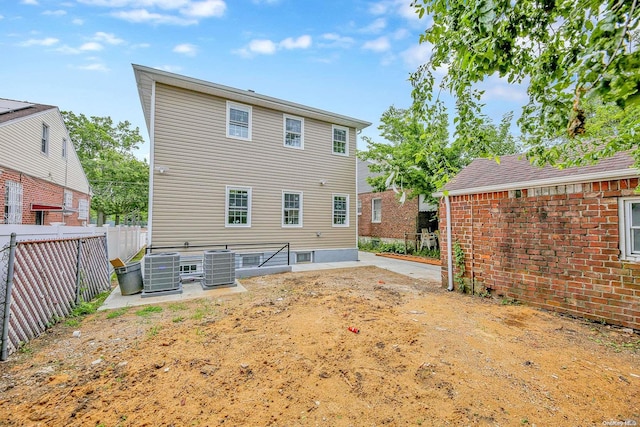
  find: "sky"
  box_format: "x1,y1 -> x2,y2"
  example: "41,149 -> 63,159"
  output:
1,0 -> 527,160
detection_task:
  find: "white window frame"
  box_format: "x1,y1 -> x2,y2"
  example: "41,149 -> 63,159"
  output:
282,190 -> 303,227
357,199 -> 362,216
225,186 -> 252,227
332,194 -> 349,227
64,190 -> 73,209
295,252 -> 312,263
283,115 -> 304,149
78,199 -> 89,220
226,101 -> 252,141
41,123 -> 49,155
4,181 -> 23,224
619,196 -> 640,261
332,125 -> 349,156
372,198 -> 382,223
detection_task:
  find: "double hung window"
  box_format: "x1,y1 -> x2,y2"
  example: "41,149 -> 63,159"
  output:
226,186 -> 251,226
227,102 -> 252,140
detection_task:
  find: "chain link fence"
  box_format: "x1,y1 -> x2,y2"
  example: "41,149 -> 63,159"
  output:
0,234 -> 110,360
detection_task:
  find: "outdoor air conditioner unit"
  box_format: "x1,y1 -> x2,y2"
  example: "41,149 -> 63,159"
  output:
203,250 -> 236,289
142,252 -> 182,297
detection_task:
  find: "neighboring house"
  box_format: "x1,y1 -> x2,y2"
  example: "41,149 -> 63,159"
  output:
133,64 -> 371,264
436,152 -> 640,330
0,98 -> 91,226
357,158 -> 437,244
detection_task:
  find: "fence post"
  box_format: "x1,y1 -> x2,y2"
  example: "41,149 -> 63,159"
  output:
75,239 -> 84,304
1,233 -> 17,361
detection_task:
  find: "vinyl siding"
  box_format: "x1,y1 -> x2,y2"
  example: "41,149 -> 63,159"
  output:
0,108 -> 90,195
151,83 -> 358,251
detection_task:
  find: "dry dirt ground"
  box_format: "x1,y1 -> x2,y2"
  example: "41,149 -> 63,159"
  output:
1,266 -> 639,426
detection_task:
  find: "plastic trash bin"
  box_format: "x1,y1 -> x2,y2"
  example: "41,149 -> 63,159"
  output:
115,261 -> 143,295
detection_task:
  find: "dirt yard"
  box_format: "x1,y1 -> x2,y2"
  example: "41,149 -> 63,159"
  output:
0,266 -> 638,426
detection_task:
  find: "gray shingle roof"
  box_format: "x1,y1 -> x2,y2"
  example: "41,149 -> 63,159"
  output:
357,158 -> 381,194
0,98 -> 56,124
440,151 -> 638,195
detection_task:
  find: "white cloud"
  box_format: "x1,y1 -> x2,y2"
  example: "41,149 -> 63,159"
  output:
363,36 -> 390,52
43,10 -> 68,16
21,0 -> 39,5
131,42 -> 151,48
72,18 -> 84,24
480,76 -> 528,103
77,62 -> 110,72
235,34 -> 313,58
112,9 -> 197,25
319,33 -> 355,49
56,45 -> 81,54
156,64 -> 182,72
94,31 -> 124,45
248,39 -> 277,54
280,35 -> 311,50
369,0 -> 420,21
0,14 -> 4,20
181,0 -> 225,17
400,42 -> 431,69
251,0 -> 280,4
77,0 -> 228,25
360,18 -> 386,34
173,43 -> 197,56
79,42 -> 103,51
19,37 -> 59,47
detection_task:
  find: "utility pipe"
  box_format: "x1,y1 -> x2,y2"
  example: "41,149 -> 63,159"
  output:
445,195 -> 454,291
1,233 -> 17,361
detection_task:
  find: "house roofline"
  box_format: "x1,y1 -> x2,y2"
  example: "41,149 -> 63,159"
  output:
433,168 -> 640,197
132,64 -> 372,131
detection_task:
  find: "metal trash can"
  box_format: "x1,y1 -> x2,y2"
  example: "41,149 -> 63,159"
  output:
115,262 -> 143,295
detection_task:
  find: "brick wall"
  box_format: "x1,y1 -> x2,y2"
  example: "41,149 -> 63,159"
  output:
439,178 -> 640,330
359,190 -> 419,240
0,168 -> 90,226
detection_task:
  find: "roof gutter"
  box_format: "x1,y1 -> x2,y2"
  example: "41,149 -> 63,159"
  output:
433,168 -> 639,197
444,195 -> 454,292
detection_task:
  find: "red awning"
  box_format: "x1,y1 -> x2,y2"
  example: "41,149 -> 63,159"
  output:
31,204 -> 64,211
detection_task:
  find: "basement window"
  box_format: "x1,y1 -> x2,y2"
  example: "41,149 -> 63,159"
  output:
296,252 -> 312,263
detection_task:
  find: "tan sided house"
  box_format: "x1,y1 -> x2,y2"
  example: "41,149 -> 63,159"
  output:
133,65 -> 371,270
0,98 -> 91,225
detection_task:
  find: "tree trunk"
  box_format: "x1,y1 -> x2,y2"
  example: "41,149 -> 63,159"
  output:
115,214 -> 120,225
97,211 -> 105,227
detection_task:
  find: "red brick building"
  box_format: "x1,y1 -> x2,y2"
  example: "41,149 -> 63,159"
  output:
0,99 -> 91,226
437,152 -> 640,330
358,159 -> 437,243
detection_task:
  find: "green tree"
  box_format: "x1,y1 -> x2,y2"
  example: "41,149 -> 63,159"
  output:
358,104 -> 519,203
411,0 -> 640,170
62,112 -> 149,225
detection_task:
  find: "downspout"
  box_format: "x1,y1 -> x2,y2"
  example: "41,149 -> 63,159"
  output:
445,195 -> 454,291
147,80 -> 156,250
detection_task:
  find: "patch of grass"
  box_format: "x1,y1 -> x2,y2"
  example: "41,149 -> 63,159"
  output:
65,318 -> 81,327
106,307 -> 129,319
69,290 -> 111,318
501,297 -> 522,306
192,302 -> 215,320
17,342 -> 33,355
172,316 -> 185,323
135,306 -> 163,317
147,325 -> 161,338
168,303 -> 187,312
